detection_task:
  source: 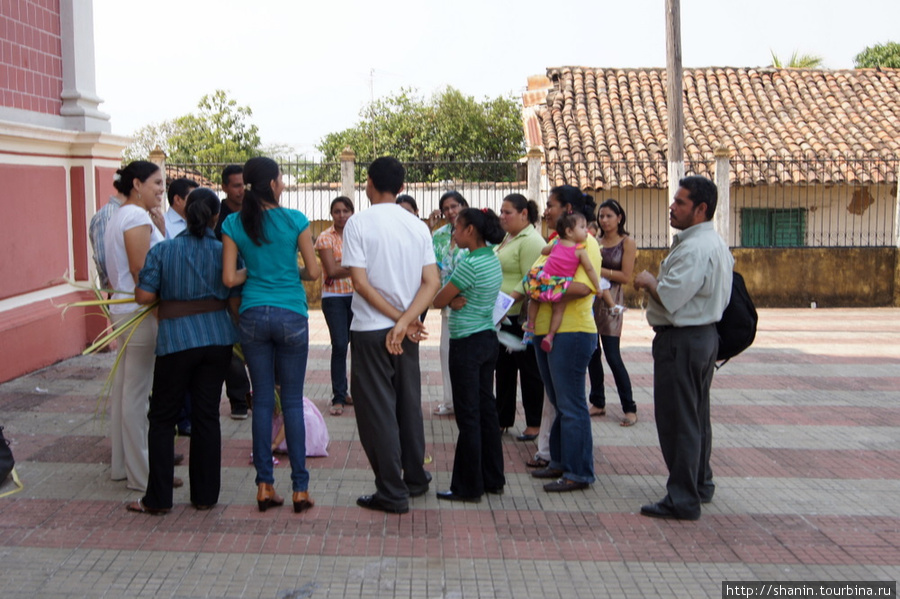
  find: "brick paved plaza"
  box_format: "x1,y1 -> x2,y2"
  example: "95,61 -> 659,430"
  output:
0,308 -> 897,598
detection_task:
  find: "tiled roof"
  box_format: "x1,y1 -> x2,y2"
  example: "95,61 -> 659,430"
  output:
529,66 -> 900,189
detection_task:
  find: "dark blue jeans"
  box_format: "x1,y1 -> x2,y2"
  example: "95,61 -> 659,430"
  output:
321,295 -> 353,405
533,332 -> 597,484
240,306 -> 310,493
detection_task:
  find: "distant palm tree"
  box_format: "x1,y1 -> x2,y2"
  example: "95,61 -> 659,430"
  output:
770,50 -> 824,68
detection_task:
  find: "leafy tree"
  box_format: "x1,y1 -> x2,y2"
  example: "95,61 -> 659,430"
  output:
122,90 -> 262,176
314,87 -> 525,182
123,119 -> 180,163
168,90 -> 261,164
770,50 -> 824,68
854,42 -> 900,69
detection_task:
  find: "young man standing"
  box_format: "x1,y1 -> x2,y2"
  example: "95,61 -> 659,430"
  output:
634,175 -> 733,521
163,178 -> 198,239
341,156 -> 440,514
214,164 -> 250,420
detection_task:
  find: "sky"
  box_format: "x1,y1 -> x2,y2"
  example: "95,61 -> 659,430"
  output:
92,0 -> 900,157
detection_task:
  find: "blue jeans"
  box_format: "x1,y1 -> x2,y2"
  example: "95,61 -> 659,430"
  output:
533,332 -> 597,484
240,306 -> 310,492
321,295 -> 353,405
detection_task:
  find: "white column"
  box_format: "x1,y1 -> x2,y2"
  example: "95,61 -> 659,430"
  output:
59,0 -> 110,132
526,147 -> 543,207
340,147 -> 356,202
714,146 -> 732,244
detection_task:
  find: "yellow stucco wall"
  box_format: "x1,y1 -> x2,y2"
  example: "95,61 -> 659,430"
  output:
629,248 -> 898,308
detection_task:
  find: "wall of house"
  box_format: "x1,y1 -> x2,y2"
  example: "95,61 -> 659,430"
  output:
0,0 -> 64,115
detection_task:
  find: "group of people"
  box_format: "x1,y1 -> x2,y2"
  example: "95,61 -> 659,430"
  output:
92,152 -> 732,521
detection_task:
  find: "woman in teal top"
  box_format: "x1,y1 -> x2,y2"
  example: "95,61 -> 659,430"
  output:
432,208 -> 505,501
222,157 -> 321,514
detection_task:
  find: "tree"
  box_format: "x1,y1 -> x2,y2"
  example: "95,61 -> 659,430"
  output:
168,90 -> 261,164
770,50 -> 824,68
122,90 -> 261,168
314,87 -> 525,182
854,42 -> 900,69
122,119 -> 180,163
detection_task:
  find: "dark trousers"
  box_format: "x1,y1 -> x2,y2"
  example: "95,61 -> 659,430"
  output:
224,353 -> 250,412
350,328 -> 429,511
588,335 -> 636,413
651,324 -> 717,518
449,330 -> 505,497
321,295 -> 353,405
144,345 -> 232,509
495,320 -> 544,428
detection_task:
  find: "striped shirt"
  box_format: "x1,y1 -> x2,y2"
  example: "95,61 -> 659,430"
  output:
137,229 -> 239,356
448,246 -> 502,339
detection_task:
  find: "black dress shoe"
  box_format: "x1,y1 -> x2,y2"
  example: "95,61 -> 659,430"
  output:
531,467 -> 564,479
436,490 -> 482,503
543,478 -> 589,492
174,453 -> 184,466
640,502 -> 700,521
485,487 -> 504,495
356,494 -> 409,514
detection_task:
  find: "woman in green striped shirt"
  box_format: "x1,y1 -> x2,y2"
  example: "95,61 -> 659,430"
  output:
432,208 -> 506,502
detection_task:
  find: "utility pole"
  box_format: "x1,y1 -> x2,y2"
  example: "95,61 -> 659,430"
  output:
666,0 -> 685,236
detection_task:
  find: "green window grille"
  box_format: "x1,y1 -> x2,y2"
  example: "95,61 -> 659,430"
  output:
741,208 -> 806,247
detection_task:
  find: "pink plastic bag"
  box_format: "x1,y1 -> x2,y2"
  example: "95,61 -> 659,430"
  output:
272,396 -> 329,457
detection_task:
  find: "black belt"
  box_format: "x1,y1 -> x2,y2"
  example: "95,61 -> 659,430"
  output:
652,325 -> 674,333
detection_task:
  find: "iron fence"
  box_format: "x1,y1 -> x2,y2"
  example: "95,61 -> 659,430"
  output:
166,159 -> 526,223
167,156 -> 899,248
551,156 -> 900,249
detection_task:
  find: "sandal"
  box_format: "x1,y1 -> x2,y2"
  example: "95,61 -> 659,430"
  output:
329,404 -> 344,416
620,413 -> 638,427
126,499 -> 170,515
525,457 -> 550,468
589,406 -> 606,417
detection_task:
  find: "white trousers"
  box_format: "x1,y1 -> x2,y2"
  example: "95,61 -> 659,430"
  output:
109,311 -> 157,492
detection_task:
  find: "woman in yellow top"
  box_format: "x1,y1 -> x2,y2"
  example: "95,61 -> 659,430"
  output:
529,185 -> 600,493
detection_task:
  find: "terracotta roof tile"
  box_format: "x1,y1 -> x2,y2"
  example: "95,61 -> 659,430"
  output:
530,66 -> 900,188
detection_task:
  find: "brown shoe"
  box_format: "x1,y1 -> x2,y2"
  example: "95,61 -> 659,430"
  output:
173,476 -> 184,488
257,483 -> 284,512
292,491 -> 315,513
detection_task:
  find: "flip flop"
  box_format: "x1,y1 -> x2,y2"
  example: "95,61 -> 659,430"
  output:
589,407 -> 606,417
329,404 -> 344,416
620,413 -> 638,427
126,499 -> 170,515
525,457 -> 550,468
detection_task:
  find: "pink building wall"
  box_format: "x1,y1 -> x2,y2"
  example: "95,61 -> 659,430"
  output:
0,0 -> 63,115
0,0 -> 128,382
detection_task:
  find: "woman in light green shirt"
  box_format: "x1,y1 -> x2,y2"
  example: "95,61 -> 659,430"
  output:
494,194 -> 546,441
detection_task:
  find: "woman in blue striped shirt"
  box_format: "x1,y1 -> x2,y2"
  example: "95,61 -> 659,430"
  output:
127,188 -> 239,515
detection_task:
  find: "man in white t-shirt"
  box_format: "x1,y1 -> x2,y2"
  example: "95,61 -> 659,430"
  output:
163,177 -> 198,239
341,156 -> 440,514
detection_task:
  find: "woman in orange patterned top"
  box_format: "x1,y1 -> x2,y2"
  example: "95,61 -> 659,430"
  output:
315,196 -> 355,416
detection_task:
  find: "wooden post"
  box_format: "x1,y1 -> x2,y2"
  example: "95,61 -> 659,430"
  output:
666,0 -> 684,244
340,147 -> 356,203
714,146 -> 731,245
